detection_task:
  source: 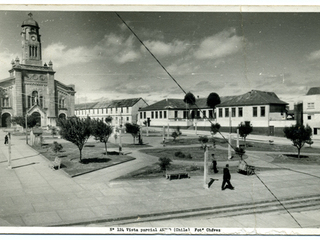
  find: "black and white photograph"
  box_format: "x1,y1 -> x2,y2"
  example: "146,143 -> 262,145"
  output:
0,3 -> 320,236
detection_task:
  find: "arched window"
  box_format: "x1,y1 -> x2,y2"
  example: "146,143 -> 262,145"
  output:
32,91 -> 38,105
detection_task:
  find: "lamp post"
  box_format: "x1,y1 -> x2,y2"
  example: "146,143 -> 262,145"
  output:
7,132 -> 12,169
203,144 -> 209,189
25,113 -> 28,144
228,108 -> 232,159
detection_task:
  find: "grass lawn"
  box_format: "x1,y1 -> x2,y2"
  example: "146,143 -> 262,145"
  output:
271,154 -> 320,165
32,140 -> 135,177
140,146 -> 244,162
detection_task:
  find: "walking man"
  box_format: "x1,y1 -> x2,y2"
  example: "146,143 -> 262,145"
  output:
221,164 -> 234,190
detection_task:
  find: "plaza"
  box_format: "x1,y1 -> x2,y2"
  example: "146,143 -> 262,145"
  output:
0,127 -> 319,233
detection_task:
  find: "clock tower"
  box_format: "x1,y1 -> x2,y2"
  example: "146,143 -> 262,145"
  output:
21,12 -> 42,66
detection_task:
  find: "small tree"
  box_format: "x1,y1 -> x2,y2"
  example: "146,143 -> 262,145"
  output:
210,123 -> 221,147
238,121 -> 253,147
158,157 -> 172,171
12,115 -> 39,129
283,124 -> 312,158
183,92 -> 196,106
91,118 -> 113,155
105,116 -> 113,125
57,117 -> 92,163
184,92 -> 196,120
171,127 -> 182,141
206,92 -> 221,119
198,135 -> 209,148
51,141 -> 63,156
125,122 -> 140,144
235,147 -> 245,161
51,126 -> 58,138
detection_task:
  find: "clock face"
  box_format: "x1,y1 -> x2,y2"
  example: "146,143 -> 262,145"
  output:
31,36 -> 36,41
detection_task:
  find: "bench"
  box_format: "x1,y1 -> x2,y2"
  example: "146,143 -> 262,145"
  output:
49,157 -> 61,170
166,172 -> 190,180
238,161 -> 255,175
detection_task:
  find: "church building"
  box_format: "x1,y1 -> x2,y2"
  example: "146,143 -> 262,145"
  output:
0,13 -> 76,127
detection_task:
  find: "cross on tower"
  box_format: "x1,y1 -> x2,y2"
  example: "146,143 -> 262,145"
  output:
28,12 -> 33,18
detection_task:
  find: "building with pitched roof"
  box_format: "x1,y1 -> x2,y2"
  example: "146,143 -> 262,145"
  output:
138,90 -> 293,136
0,13 -> 76,127
303,87 -> 320,136
75,98 -> 148,126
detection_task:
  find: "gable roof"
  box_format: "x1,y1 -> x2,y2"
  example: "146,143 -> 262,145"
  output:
306,87 -> 320,95
140,99 -> 187,111
218,90 -> 288,107
139,90 -> 287,111
75,102 -> 98,110
75,98 -> 145,110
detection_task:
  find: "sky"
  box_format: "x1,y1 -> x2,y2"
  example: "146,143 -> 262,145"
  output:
1,9 -> 320,107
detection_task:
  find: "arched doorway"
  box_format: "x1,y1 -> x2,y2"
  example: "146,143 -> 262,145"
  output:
59,113 -> 66,119
31,112 -> 41,126
2,113 -> 11,127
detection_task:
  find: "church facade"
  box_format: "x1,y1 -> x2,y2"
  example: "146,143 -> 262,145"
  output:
0,13 -> 76,127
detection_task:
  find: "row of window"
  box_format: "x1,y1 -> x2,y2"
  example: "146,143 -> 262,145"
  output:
86,116 -> 130,122
139,107 -> 267,120
307,102 -> 315,109
77,107 -> 130,115
218,107 -> 265,118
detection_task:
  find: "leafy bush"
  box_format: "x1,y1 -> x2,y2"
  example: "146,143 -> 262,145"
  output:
51,141 -> 63,154
174,151 -> 185,158
186,165 -> 200,171
158,157 -> 172,171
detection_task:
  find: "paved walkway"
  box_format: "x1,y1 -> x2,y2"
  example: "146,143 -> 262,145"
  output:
0,128 -> 320,232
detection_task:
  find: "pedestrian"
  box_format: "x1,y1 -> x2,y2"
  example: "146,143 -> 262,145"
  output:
221,164 -> 234,190
211,154 -> 218,173
4,134 -> 8,145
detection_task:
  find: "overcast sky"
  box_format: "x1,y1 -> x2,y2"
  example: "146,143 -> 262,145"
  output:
0,10 -> 320,106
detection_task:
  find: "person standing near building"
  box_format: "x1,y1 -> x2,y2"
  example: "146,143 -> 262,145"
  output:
222,164 -> 234,190
211,154 -> 218,173
4,134 -> 8,145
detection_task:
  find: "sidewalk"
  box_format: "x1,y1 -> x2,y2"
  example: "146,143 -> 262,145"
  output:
0,129 -> 320,231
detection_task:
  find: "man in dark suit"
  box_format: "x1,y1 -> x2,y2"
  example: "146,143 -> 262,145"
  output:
222,164 -> 234,190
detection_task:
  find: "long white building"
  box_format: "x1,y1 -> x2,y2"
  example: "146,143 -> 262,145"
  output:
138,90 -> 293,136
75,98 -> 148,127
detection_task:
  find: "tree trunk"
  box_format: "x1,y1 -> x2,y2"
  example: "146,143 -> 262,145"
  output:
104,141 -> 107,155
79,148 -> 83,163
298,147 -> 301,158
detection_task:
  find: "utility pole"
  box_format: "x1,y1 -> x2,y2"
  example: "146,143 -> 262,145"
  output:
228,108 -> 232,159
237,128 -> 240,148
7,133 -> 12,169
25,113 -> 28,144
203,145 -> 208,189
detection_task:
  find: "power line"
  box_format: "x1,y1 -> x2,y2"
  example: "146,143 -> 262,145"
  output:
115,12 -> 302,228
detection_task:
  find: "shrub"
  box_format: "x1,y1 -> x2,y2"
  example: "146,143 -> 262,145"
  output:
186,153 -> 192,159
158,157 -> 172,171
51,141 -> 63,155
174,151 -> 186,158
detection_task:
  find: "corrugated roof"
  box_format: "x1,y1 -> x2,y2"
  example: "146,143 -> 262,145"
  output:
75,102 -> 98,110
306,87 -> 320,95
139,90 -> 287,111
75,98 -> 144,110
140,99 -> 187,111
218,90 -> 288,107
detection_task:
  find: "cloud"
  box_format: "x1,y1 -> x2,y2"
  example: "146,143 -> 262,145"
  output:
0,51 -> 19,78
44,43 -> 90,67
194,28 -> 243,60
43,33 -> 141,68
143,39 -> 188,57
307,50 -> 320,61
